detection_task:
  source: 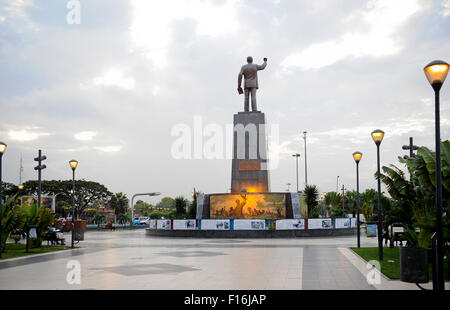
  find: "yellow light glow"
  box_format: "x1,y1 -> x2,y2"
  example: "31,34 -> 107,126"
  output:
0,142 -> 7,154
424,61 -> 449,85
18,184 -> 24,190
371,129 -> 385,145
353,151 -> 363,163
69,159 -> 79,169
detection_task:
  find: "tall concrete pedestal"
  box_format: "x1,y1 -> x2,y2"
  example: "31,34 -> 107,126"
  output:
231,111 -> 270,193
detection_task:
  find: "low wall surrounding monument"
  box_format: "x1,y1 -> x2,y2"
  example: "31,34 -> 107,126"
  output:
145,218 -> 358,238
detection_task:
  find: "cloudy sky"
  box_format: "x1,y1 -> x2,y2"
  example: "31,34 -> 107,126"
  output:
1,0 -> 449,203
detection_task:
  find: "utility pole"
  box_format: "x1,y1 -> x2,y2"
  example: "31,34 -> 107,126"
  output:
336,176 -> 339,192
19,154 -> 23,186
303,131 -> 308,187
33,150 -> 47,209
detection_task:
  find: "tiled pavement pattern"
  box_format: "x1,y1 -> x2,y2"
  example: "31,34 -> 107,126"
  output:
0,230 -> 444,290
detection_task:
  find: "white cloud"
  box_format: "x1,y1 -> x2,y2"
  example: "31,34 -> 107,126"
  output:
281,0 -> 422,70
94,145 -> 123,153
7,128 -> 51,141
130,0 -> 239,69
74,131 -> 97,141
93,67 -> 135,90
2,0 -> 37,30
442,0 -> 450,16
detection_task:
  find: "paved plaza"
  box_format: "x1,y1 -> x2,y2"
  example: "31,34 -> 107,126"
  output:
0,230 -> 446,290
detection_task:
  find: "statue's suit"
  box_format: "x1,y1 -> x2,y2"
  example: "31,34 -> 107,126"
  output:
238,61 -> 267,112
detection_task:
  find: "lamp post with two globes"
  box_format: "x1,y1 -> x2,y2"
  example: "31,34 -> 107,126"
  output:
352,151 -> 362,248
424,60 -> 449,290
371,129 -> 385,260
69,160 -> 78,248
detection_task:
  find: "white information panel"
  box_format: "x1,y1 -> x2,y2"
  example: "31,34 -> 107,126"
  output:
351,218 -> 358,228
334,218 -> 351,229
173,219 -> 197,230
148,219 -> 157,229
156,219 -> 171,230
290,193 -> 301,219
276,219 -> 305,230
308,218 -> 332,229
200,219 -> 230,230
233,219 -> 266,230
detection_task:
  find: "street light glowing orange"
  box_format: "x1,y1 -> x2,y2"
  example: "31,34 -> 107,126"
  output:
424,60 -> 449,85
69,159 -> 78,169
371,129 -> 385,145
0,142 -> 7,154
353,151 -> 363,163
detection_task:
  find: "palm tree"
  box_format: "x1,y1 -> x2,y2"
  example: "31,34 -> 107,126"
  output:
93,213 -> 106,228
174,196 -> 187,218
304,185 -> 319,216
109,192 -> 129,217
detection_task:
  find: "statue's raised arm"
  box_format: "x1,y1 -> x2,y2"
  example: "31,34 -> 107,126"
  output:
237,56 -> 268,112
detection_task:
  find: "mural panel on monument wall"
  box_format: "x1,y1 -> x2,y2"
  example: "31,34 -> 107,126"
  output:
210,193 -> 286,219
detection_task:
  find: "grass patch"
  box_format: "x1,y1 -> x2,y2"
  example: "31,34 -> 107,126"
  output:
352,247 -> 401,279
351,247 -> 450,281
1,243 -> 70,260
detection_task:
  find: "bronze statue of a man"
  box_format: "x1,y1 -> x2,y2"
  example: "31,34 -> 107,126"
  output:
237,56 -> 267,112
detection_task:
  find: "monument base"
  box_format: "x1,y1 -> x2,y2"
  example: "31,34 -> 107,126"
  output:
231,112 -> 269,193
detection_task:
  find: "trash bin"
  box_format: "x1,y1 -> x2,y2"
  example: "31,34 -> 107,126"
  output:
74,228 -> 84,241
400,247 -> 429,283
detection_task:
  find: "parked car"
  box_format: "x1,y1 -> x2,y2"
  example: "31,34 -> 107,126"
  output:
133,217 -> 150,225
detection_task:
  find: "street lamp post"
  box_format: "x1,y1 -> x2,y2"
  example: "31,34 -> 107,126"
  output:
353,151 -> 363,248
336,176 -> 339,192
0,142 -> 7,258
371,129 -> 385,261
341,184 -> 347,217
303,131 -> 308,187
424,59 -> 449,291
292,154 -> 300,192
69,160 -> 78,248
18,184 -> 24,206
131,192 -> 161,229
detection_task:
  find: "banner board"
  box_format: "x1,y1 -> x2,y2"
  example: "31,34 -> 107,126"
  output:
21,196 -> 54,213
173,219 -> 196,230
276,219 -> 305,230
200,219 -> 230,230
308,218 -> 332,229
196,193 -> 205,219
351,218 -> 358,228
233,219 -> 266,230
156,219 -> 171,230
148,219 -> 157,229
290,193 -> 301,219
334,218 -> 351,229
366,223 -> 377,237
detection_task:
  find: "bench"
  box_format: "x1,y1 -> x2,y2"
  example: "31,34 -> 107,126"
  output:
98,224 -> 116,231
43,231 -> 66,246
